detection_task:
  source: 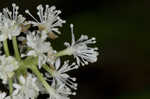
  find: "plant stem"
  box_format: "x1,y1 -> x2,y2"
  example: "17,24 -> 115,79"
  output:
43,64 -> 53,75
3,40 -> 10,56
12,36 -> 21,60
54,48 -> 72,57
30,65 -> 55,95
3,40 -> 13,97
22,56 -> 57,97
8,78 -> 13,96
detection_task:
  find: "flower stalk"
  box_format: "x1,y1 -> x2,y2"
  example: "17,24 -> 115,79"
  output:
30,65 -> 55,96
12,36 -> 21,60
54,48 -> 72,57
43,64 -> 54,75
3,40 -> 10,56
3,39 -> 13,97
8,78 -> 13,97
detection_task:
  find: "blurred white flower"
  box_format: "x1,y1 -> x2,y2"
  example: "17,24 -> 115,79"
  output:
63,24 -> 99,66
0,92 -> 7,99
0,3 -> 25,41
0,55 -> 18,84
25,4 -> 66,35
12,74 -> 39,99
26,32 -> 51,68
0,92 -> 14,99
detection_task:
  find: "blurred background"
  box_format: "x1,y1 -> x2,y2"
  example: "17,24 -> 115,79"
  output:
0,0 -> 150,99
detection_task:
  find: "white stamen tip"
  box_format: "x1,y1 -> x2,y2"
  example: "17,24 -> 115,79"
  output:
46,5 -> 49,7
70,24 -> 74,28
25,9 -> 29,13
72,78 -> 76,81
12,3 -> 16,7
92,37 -> 96,40
72,92 -> 77,95
16,6 -> 19,9
63,20 -> 66,23
57,10 -> 61,14
37,4 -> 42,9
94,47 -> 98,50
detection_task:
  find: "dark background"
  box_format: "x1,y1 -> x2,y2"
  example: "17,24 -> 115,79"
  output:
0,0 -> 150,99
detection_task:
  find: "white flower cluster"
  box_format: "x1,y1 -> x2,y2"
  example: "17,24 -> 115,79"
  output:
0,3 -> 25,41
0,3 -> 99,99
0,55 -> 18,84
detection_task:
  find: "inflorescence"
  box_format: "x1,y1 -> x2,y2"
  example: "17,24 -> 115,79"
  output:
0,3 -> 99,99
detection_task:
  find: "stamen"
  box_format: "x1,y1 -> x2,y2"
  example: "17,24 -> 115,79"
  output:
25,9 -> 39,23
70,24 -> 75,45
12,4 -> 15,20
3,8 -> 8,19
37,4 -> 44,22
45,5 -> 49,21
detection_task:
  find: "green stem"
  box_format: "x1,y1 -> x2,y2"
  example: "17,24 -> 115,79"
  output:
21,57 -> 57,97
3,40 -> 10,56
8,78 -> 13,96
54,48 -> 72,57
3,40 -> 12,97
12,36 -> 21,60
43,64 -> 53,75
17,57 -> 37,78
30,66 -> 55,94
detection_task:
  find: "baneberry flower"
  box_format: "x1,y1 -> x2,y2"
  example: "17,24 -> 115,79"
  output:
0,55 -> 18,84
0,92 -> 7,99
26,31 -> 51,68
25,4 -> 66,38
56,24 -> 99,66
0,3 -> 99,99
0,3 -> 25,41
12,74 -> 39,99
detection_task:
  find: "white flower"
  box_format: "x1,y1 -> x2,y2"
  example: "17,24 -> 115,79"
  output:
26,31 -> 51,68
48,80 -> 71,99
0,92 -> 13,99
0,55 -> 18,84
25,4 -> 66,35
0,3 -> 25,41
47,58 -> 78,93
0,92 -> 7,99
63,24 -> 99,66
27,32 -> 50,53
13,74 -> 39,99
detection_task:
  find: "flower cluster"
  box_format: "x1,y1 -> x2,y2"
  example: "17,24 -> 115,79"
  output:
0,3 -> 99,99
